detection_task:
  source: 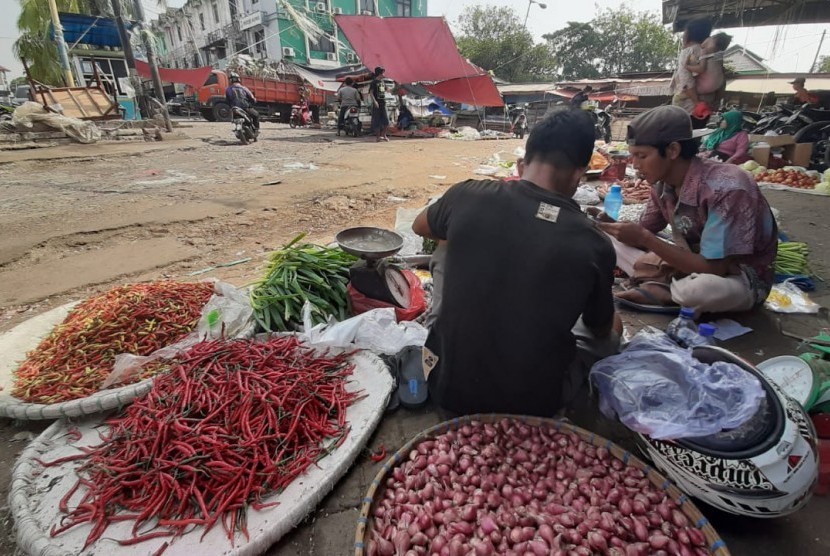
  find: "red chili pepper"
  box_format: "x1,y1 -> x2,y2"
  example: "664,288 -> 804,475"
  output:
43,337 -> 358,549
369,445 -> 387,462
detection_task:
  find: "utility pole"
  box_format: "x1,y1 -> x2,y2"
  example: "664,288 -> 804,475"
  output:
809,30 -> 826,73
47,0 -> 76,86
133,0 -> 173,131
111,0 -> 146,119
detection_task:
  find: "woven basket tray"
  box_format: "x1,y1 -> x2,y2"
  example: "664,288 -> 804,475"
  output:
354,414 -> 730,556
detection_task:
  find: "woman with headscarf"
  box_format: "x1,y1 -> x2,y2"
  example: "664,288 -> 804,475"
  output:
702,110 -> 750,165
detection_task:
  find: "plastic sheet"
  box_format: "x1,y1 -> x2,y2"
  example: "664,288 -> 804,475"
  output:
765,281 -> 821,313
299,306 -> 427,355
590,327 -> 766,440
12,101 -> 101,144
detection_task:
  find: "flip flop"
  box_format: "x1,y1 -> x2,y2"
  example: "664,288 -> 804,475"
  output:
395,345 -> 429,409
614,286 -> 680,314
378,354 -> 400,413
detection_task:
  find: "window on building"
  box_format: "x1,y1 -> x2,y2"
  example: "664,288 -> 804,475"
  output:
358,0 -> 374,14
309,33 -> 335,53
167,30 -> 173,46
177,26 -> 183,41
199,13 -> 206,30
212,2 -> 220,23
396,0 -> 411,16
253,29 -> 265,54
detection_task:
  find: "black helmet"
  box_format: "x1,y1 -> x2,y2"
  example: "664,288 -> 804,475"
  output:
374,66 -> 385,76
229,72 -> 241,83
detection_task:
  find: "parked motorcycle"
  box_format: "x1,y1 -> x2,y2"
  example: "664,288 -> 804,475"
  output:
794,120 -> 830,170
232,107 -> 258,145
584,103 -> 612,143
289,100 -> 312,128
343,105 -> 362,137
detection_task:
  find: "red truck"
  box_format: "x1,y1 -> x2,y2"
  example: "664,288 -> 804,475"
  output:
188,70 -> 326,123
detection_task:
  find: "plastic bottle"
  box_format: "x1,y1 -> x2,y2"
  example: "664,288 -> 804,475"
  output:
666,307 -> 698,348
604,184 -> 624,221
686,323 -> 718,347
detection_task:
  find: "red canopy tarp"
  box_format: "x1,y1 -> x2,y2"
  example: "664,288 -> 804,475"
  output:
135,60 -> 213,88
334,15 -> 503,107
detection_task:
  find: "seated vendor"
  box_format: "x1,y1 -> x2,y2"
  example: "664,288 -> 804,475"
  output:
412,108 -> 622,417
600,106 -> 777,315
700,110 -> 750,165
397,102 -> 415,130
427,110 -> 446,128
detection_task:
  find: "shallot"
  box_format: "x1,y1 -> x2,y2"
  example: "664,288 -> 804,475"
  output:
365,418 -> 714,555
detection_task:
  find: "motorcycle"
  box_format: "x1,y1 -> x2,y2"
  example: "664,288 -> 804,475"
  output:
583,102 -> 612,143
0,103 -> 13,122
232,107 -> 258,145
794,120 -> 830,170
289,100 -> 312,128
637,345 -> 818,518
344,105 -> 362,137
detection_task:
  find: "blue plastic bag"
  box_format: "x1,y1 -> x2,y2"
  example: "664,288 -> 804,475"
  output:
590,327 -> 765,440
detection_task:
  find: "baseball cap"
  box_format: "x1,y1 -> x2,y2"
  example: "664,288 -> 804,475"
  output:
626,105 -> 712,146
789,77 -> 806,86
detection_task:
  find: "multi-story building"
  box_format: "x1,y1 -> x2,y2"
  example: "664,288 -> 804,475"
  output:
153,1 -> 427,70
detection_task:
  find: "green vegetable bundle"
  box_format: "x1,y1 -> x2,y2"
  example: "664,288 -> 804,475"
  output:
775,241 -> 811,276
251,234 -> 357,331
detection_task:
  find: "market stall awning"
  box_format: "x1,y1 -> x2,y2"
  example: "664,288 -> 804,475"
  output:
291,63 -> 363,93
662,0 -> 830,31
135,60 -> 213,89
334,15 -> 503,107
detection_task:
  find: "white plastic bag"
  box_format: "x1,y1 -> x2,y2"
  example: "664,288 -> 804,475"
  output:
299,305 -> 427,355
765,281 -> 821,314
573,185 -> 600,206
590,327 -> 766,440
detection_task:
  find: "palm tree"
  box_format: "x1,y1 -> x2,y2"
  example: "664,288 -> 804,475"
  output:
14,0 -> 151,85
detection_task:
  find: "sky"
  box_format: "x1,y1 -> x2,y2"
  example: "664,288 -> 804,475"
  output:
1,0 -> 828,82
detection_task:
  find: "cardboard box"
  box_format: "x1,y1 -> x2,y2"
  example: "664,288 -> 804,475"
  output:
752,144 -> 771,166
784,142 -> 813,168
750,134 -> 795,148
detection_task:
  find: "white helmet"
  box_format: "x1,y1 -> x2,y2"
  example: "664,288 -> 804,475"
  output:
636,345 -> 818,518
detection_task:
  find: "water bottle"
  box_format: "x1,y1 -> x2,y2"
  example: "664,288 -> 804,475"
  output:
604,184 -> 624,221
666,307 -> 698,347
687,323 -> 718,347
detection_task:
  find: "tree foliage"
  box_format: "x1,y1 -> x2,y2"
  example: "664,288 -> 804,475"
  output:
544,5 -> 678,80
455,6 -> 556,83
819,55 -> 830,73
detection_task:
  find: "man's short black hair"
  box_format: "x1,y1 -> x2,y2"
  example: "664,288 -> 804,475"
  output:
685,18 -> 712,43
656,139 -> 700,160
345,77 -> 354,86
584,85 -> 593,92
524,107 -> 595,170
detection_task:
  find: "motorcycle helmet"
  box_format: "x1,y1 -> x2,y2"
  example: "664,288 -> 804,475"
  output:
636,345 -> 818,518
229,72 -> 241,83
374,66 -> 385,77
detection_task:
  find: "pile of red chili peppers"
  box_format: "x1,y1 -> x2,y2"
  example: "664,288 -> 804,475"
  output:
13,281 -> 214,404
42,336 -> 358,550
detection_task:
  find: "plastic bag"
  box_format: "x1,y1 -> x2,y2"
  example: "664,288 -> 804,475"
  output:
101,281 -> 254,389
765,281 -> 821,313
299,306 -> 427,355
348,270 -> 426,322
197,281 -> 255,339
590,327 -> 766,440
573,185 -> 601,206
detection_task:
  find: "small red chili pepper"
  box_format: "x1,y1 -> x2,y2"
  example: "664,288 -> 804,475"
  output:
369,445 -> 387,462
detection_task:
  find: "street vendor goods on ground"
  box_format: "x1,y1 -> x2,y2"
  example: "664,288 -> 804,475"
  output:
2,98 -> 830,556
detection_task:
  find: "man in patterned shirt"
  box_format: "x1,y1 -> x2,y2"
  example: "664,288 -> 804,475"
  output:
600,106 -> 777,314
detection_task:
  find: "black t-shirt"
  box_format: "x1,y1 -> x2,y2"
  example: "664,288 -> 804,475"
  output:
425,179 -> 616,416
369,78 -> 386,107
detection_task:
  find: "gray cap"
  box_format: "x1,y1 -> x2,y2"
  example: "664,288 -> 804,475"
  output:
627,105 -> 711,146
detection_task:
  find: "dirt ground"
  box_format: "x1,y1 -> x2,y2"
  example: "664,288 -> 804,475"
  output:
0,121 -> 829,555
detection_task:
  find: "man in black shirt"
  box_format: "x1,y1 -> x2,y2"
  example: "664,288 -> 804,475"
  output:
412,108 -> 621,417
571,85 -> 593,108
368,66 -> 389,142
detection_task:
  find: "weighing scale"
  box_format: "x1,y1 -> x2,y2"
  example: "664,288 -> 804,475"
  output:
335,227 -> 411,308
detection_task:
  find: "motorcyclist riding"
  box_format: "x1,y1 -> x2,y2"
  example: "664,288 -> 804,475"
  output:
225,72 -> 259,131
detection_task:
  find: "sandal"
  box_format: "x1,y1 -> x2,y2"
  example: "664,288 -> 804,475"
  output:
614,281 -> 680,314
